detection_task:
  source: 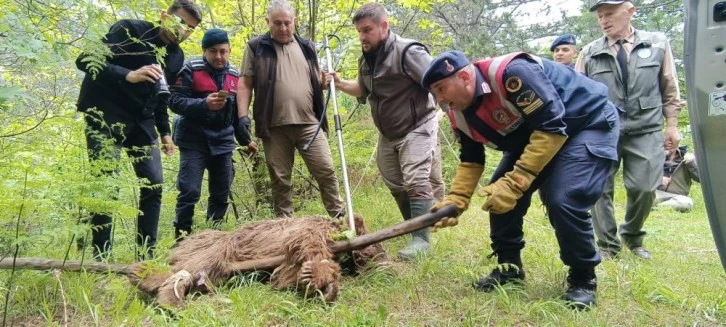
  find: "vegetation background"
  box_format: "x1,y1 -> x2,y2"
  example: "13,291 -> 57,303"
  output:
1,0 -> 723,325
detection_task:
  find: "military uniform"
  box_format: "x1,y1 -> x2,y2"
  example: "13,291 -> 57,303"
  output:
169,56 -> 239,238
424,51 -> 619,308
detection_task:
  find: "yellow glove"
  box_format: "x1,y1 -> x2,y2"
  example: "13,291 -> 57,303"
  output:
430,162 -> 484,232
480,130 -> 567,214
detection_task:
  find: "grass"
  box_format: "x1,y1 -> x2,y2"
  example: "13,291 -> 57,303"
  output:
1,115 -> 725,326
2,178 -> 725,326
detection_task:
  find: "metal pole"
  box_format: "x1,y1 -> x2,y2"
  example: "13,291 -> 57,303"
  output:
324,35 -> 356,235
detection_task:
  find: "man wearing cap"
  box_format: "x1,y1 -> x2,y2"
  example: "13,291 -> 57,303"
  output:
325,2 -> 444,261
551,34 -> 578,67
575,0 -> 681,260
424,50 -> 620,309
169,28 -> 255,241
236,0 -> 345,219
75,0 -> 202,260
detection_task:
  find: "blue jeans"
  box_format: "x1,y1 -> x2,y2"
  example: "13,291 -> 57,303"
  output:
174,148 -> 234,235
84,115 -> 163,260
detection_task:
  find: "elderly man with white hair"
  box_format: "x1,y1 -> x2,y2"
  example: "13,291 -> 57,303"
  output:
575,0 -> 682,260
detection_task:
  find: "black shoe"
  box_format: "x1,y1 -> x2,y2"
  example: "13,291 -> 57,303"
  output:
598,248 -> 619,260
630,246 -> 652,260
563,267 -> 597,310
473,264 -> 525,292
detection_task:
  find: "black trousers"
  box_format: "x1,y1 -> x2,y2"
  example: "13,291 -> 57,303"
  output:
84,114 -> 163,259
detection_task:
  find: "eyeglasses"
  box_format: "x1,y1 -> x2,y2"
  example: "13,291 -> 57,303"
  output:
171,15 -> 197,33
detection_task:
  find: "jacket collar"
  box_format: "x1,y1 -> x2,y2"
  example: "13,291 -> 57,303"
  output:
592,28 -> 652,57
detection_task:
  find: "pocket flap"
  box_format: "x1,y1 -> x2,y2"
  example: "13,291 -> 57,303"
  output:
590,67 -> 613,75
585,142 -> 618,161
639,96 -> 662,110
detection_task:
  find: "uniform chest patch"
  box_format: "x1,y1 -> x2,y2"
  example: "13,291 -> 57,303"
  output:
492,109 -> 512,125
637,48 -> 652,59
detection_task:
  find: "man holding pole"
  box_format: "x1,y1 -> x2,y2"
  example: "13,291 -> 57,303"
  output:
236,0 -> 344,219
327,2 -> 441,261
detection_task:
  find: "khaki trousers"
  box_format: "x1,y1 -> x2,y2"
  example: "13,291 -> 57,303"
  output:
262,124 -> 344,218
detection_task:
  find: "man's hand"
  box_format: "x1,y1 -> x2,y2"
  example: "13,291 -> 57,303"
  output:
161,135 -> 175,156
206,93 -> 226,111
244,141 -> 259,155
479,167 -> 534,214
664,125 -> 681,152
234,115 -> 253,148
322,71 -> 340,89
125,65 -> 163,84
429,162 -> 484,232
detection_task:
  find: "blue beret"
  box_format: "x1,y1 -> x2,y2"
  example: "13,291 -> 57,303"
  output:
550,34 -> 577,52
589,0 -> 630,12
421,50 -> 470,91
201,29 -> 229,48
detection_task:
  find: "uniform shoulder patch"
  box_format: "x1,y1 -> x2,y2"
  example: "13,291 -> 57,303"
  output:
515,89 -> 544,116
505,76 -> 522,93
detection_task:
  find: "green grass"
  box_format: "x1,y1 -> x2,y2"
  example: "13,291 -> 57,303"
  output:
2,176 -> 725,326
1,114 -> 724,326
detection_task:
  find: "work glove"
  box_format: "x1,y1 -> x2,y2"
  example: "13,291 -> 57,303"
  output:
480,130 -> 567,214
234,115 -> 252,146
430,162 -> 484,232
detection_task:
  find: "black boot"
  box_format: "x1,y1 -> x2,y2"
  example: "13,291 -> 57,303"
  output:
563,267 -> 597,310
473,255 -> 525,292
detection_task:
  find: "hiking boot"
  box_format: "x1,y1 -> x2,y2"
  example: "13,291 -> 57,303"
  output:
473,263 -> 525,292
563,267 -> 597,310
630,246 -> 652,260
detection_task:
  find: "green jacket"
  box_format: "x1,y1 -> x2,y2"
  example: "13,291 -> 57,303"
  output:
580,29 -> 670,135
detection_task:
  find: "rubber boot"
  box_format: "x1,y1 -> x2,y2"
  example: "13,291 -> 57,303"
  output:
563,266 -> 597,310
392,192 -> 411,220
397,199 -> 432,261
473,253 -> 525,291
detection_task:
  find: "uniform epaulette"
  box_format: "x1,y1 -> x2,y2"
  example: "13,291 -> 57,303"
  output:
187,57 -> 206,70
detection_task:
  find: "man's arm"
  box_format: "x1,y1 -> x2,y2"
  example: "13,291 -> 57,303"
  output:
330,74 -> 364,98
660,38 -> 682,151
401,44 -> 433,85
76,20 -> 162,85
168,66 -> 209,118
573,50 -> 587,75
236,75 -> 254,118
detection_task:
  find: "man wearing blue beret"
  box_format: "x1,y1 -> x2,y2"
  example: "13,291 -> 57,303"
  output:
423,50 -> 620,309
550,33 -> 578,67
169,28 -> 256,242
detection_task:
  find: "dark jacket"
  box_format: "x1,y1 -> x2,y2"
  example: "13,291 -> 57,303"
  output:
245,33 -> 327,138
76,19 -> 183,142
169,57 -> 238,155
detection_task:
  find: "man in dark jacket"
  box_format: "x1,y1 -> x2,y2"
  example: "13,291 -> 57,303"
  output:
75,0 -> 202,260
169,29 -> 256,241
424,50 -> 619,309
236,0 -> 344,219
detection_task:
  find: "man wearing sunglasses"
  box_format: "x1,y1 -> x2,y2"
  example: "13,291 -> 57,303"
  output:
75,0 -> 202,261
